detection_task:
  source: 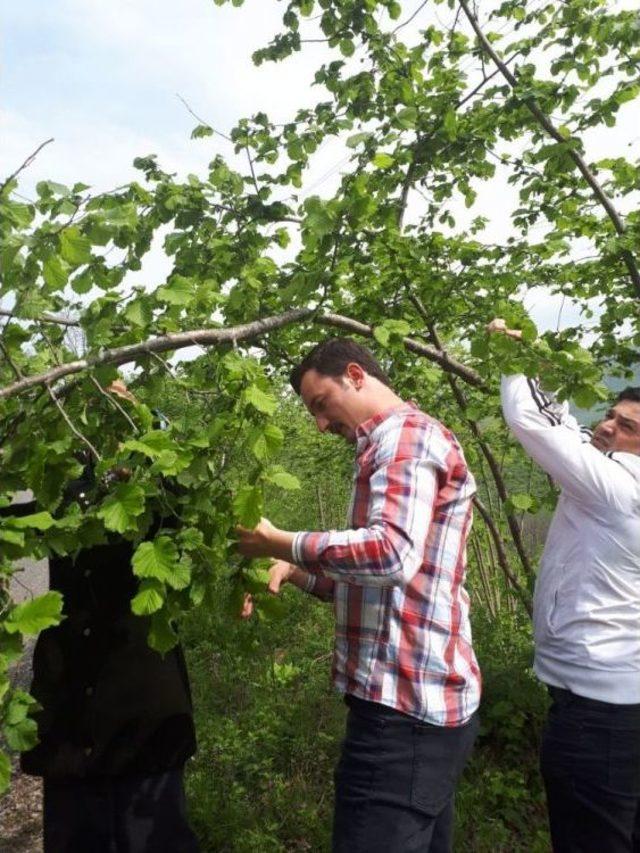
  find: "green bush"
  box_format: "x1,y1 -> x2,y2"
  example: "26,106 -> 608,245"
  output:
181,584 -> 550,852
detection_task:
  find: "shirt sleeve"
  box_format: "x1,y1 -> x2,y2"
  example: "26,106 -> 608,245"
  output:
302,571 -> 335,602
500,374 -> 640,512
292,448 -> 437,589
0,498 -> 38,518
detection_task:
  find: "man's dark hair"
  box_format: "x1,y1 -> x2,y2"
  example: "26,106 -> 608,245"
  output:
290,337 -> 392,395
614,386 -> 640,405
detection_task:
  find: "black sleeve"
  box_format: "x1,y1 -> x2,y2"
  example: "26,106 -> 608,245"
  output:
0,499 -> 38,518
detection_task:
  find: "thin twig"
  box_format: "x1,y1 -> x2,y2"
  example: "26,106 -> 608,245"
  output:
0,308 -> 80,327
176,94 -> 232,142
393,0 -> 428,34
0,340 -> 23,380
0,138 -> 54,194
88,375 -> 140,434
457,0 -> 640,299
45,382 -> 101,461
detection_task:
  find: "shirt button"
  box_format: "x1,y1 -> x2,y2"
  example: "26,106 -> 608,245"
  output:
82,627 -> 91,637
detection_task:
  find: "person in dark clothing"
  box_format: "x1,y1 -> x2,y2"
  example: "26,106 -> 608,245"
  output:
4,447 -> 199,851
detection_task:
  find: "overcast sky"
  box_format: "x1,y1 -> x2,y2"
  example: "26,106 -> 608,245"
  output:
3,0 -> 638,333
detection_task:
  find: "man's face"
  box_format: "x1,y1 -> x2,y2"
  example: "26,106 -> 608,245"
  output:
299,368 -> 361,443
591,400 -> 640,455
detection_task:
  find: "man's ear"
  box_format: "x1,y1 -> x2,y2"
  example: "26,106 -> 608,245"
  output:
345,362 -> 365,389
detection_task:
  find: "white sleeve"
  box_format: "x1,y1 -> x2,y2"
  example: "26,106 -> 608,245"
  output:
500,374 -> 640,512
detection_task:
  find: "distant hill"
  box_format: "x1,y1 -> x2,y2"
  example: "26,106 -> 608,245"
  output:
572,364 -> 640,425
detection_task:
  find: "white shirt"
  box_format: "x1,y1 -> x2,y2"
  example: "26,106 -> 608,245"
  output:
501,374 -> 640,704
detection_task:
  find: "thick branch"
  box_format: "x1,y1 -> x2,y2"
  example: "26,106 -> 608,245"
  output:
0,309 -> 485,401
318,313 -> 485,387
0,309 -> 313,400
457,0 -> 640,299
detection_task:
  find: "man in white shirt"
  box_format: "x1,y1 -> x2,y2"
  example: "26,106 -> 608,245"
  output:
489,319 -> 640,852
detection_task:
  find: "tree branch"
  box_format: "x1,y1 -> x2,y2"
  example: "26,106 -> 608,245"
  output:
408,291 -> 535,583
0,308 -> 81,327
457,0 -> 640,299
45,382 -> 101,461
473,495 -> 532,616
317,313 -> 485,387
0,309 -> 485,401
0,138 -> 54,195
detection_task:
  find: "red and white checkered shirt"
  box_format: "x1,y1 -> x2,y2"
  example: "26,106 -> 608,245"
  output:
292,402 -> 481,726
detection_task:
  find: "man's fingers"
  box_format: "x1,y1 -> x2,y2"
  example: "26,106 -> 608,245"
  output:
267,576 -> 282,595
486,318 -> 507,334
240,592 -> 254,619
267,561 -> 291,595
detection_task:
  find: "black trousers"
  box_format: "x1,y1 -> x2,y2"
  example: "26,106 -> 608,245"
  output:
541,687 -> 640,853
43,768 -> 199,853
332,695 -> 479,853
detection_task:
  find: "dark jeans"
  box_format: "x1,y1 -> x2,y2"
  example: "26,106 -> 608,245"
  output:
43,768 -> 199,853
541,687 -> 640,853
332,695 -> 479,853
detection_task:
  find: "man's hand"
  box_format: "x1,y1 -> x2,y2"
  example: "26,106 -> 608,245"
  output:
235,517 -> 296,561
267,560 -> 296,595
240,592 -> 254,619
487,317 -> 523,340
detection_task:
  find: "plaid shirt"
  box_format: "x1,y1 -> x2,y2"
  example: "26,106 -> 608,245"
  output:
292,402 -> 481,726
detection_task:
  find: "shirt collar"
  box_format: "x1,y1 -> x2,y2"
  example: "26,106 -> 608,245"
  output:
355,401 -> 418,450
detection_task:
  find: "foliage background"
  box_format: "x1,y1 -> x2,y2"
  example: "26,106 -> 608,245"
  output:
2,0 -> 639,846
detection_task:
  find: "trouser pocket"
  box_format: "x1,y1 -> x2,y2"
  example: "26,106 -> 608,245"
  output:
411,713 -> 479,816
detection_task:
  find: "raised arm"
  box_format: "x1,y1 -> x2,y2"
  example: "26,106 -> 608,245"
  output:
489,320 -> 640,512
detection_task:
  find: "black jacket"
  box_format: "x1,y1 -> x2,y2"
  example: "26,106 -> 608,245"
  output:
4,500 -> 196,781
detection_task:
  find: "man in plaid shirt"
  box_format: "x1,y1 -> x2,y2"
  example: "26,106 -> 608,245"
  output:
238,338 -> 481,852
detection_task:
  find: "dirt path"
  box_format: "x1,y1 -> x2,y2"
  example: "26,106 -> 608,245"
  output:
0,765 -> 42,853
0,641 -> 42,853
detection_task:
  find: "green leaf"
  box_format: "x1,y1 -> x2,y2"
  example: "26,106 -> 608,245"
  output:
396,107 -> 417,129
4,690 -> 37,725
0,528 -> 25,546
251,423 -> 284,462
510,493 -> 535,511
372,153 -> 395,169
264,468 -> 301,490
124,299 -> 152,327
4,591 -> 64,635
59,227 -> 92,265
373,319 -> 410,348
346,132 -> 371,149
132,537 -> 190,590
4,715 -> 38,751
131,579 -> 165,615
148,611 -> 178,654
244,384 -> 277,415
0,750 -> 9,795
8,511 -> 55,530
373,326 -> 390,347
233,485 -> 263,528
443,109 -> 457,141
97,483 -> 146,533
42,254 -> 69,289
339,39 -> 355,57
157,276 -> 193,306
133,536 -> 176,582
191,124 -> 214,139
